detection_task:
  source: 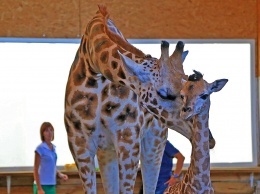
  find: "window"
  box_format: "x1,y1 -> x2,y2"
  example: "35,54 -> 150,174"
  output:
0,38 -> 257,170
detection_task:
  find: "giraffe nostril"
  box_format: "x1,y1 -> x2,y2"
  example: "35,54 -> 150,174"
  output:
182,107 -> 192,112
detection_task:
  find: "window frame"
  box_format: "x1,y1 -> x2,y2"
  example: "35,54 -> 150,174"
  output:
0,37 -> 258,170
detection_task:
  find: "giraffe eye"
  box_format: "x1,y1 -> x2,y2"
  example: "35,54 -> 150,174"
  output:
200,94 -> 209,100
180,95 -> 184,100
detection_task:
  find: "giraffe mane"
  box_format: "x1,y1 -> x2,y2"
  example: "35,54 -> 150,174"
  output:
98,5 -> 146,58
188,70 -> 203,81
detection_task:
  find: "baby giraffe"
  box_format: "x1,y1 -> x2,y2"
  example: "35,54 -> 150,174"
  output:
164,70 -> 228,194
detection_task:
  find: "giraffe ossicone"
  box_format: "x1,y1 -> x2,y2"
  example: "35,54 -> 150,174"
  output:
164,70 -> 228,194
64,5 -> 216,194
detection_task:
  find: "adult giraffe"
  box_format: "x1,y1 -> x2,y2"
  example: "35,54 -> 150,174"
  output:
164,71 -> 228,194
64,5 -> 215,194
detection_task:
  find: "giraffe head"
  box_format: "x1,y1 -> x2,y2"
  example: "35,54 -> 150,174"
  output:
157,41 -> 189,100
118,41 -> 188,112
180,70 -> 228,120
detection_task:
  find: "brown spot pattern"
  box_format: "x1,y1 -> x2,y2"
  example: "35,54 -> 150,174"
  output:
196,120 -> 202,129
126,174 -> 134,180
131,92 -> 137,102
177,121 -> 184,127
151,98 -> 158,105
193,179 -> 202,190
203,141 -> 209,152
192,164 -> 200,175
101,84 -> 109,101
71,120 -> 81,131
120,128 -> 134,144
124,160 -> 136,171
160,117 -> 165,123
111,60 -> 118,69
110,84 -> 129,99
132,142 -> 140,157
71,90 -> 86,104
194,149 -> 203,161
139,115 -> 144,126
205,120 -> 209,128
80,165 -> 91,174
147,105 -> 159,115
118,146 -> 130,162
202,174 -> 210,186
202,114 -> 207,120
104,69 -> 113,81
117,66 -> 126,79
100,50 -> 109,64
153,139 -> 160,147
72,58 -> 86,86
77,148 -> 86,155
100,118 -> 107,128
87,18 -> 103,35
161,110 -> 169,119
194,133 -> 201,143
86,77 -> 98,88
84,123 -> 96,134
75,136 -> 86,147
129,84 -> 135,90
203,130 -> 209,138
202,157 -> 210,171
167,121 -> 174,127
111,47 -> 120,59
101,101 -> 120,117
94,38 -> 112,53
72,92 -> 98,118
116,105 -> 137,125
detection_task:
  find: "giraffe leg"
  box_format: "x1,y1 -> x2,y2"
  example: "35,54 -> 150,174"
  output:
69,137 -> 96,194
97,148 -> 119,194
140,125 -> 168,194
65,119 -> 97,194
115,127 -> 141,194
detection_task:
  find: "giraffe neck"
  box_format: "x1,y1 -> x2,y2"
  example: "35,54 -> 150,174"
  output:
190,113 -> 210,176
164,111 -> 213,193
143,97 -> 193,140
184,110 -> 212,192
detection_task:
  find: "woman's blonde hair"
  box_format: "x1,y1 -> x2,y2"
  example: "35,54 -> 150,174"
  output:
40,122 -> 54,141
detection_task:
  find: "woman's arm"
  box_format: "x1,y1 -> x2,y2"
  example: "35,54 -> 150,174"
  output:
34,152 -> 45,194
56,170 -> 69,181
165,152 -> 185,186
173,152 -> 185,177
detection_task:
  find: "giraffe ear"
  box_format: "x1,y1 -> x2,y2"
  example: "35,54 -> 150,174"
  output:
181,78 -> 187,86
209,79 -> 228,93
117,50 -> 150,82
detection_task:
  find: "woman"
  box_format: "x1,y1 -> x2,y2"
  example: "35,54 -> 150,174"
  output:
33,122 -> 68,194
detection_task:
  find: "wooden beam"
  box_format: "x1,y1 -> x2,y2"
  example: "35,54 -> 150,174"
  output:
1,168 -> 260,194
